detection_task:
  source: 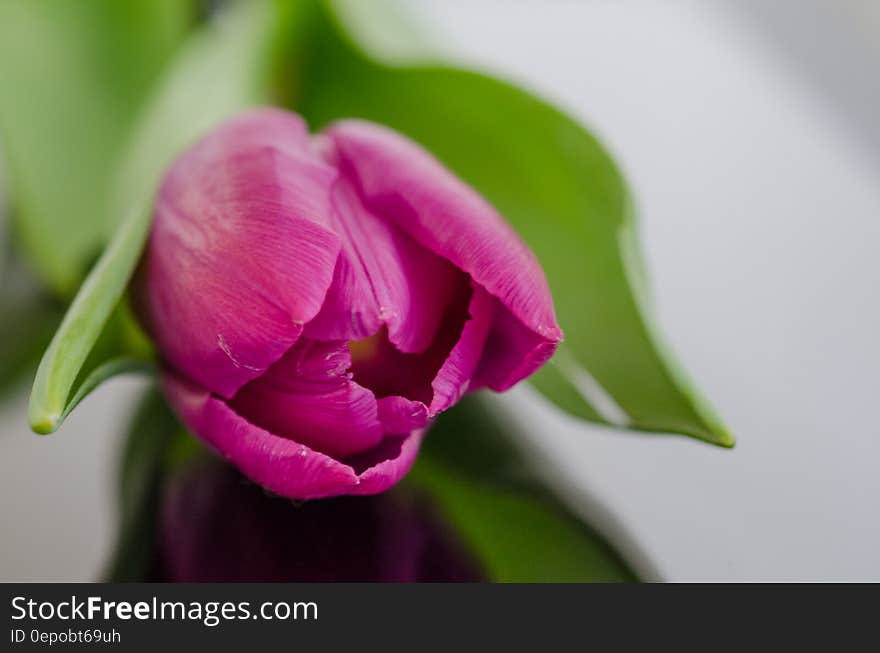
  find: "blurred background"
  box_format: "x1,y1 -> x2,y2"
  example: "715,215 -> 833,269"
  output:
1,0 -> 879,581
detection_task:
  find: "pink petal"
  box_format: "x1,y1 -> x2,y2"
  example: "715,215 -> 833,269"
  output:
324,120 -> 563,389
429,284 -> 495,412
474,299 -> 561,390
136,108 -> 341,398
304,149 -> 463,353
349,431 -> 427,495
164,372 -> 425,500
377,396 -> 429,433
228,338 -> 384,459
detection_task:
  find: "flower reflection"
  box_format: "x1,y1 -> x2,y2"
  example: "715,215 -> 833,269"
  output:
151,456 -> 484,582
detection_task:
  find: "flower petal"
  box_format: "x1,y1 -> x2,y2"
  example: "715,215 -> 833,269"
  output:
376,396 -> 429,433
350,431 -> 427,496
429,283 -> 495,413
136,108 -> 341,398
304,152 -> 463,353
228,338 -> 384,459
474,299 -> 561,390
164,372 -> 424,500
324,120 -> 563,388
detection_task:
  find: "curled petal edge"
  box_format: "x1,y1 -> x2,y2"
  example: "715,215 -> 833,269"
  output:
164,372 -> 425,500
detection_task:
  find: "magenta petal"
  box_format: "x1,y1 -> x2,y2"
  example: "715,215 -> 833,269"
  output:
324,120 -> 563,387
474,300 -> 561,391
136,108 -> 342,398
377,396 -> 429,433
229,338 -> 383,459
164,373 -> 424,500
351,430 -> 427,496
165,373 -> 356,499
304,163 -> 462,353
429,284 -> 495,413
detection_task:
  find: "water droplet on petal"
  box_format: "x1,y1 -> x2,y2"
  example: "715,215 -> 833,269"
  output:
536,324 -> 560,339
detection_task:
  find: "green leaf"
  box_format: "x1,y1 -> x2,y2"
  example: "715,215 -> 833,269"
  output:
112,0 -> 284,222
0,0 -> 193,295
0,251 -> 62,397
411,463 -> 638,582
28,207 -> 156,434
27,0 -> 282,434
104,385 -> 180,582
293,0 -> 732,446
0,298 -> 58,398
60,357 -> 155,426
409,396 -> 641,582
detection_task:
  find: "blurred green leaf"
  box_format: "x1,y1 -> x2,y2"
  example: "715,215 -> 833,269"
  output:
0,251 -> 62,397
293,0 -> 731,447
0,0 -> 193,295
28,0 -> 282,434
0,298 -> 58,397
409,396 -> 639,582
105,384 -> 180,582
410,463 -> 637,582
113,0 -> 285,222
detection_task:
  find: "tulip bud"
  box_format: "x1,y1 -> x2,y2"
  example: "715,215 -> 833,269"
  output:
135,108 -> 561,499
151,457 -> 484,582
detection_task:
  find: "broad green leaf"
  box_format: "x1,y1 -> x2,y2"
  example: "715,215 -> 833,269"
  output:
294,0 -> 732,446
409,396 -> 640,582
105,385 -> 180,582
0,0 -> 193,295
28,0 -> 282,434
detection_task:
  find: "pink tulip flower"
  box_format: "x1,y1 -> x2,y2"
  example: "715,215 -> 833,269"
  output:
135,108 -> 561,499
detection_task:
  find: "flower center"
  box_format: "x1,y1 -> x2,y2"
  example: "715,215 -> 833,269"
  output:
347,331 -> 384,364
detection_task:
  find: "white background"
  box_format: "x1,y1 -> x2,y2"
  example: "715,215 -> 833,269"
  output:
1,0 -> 878,581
